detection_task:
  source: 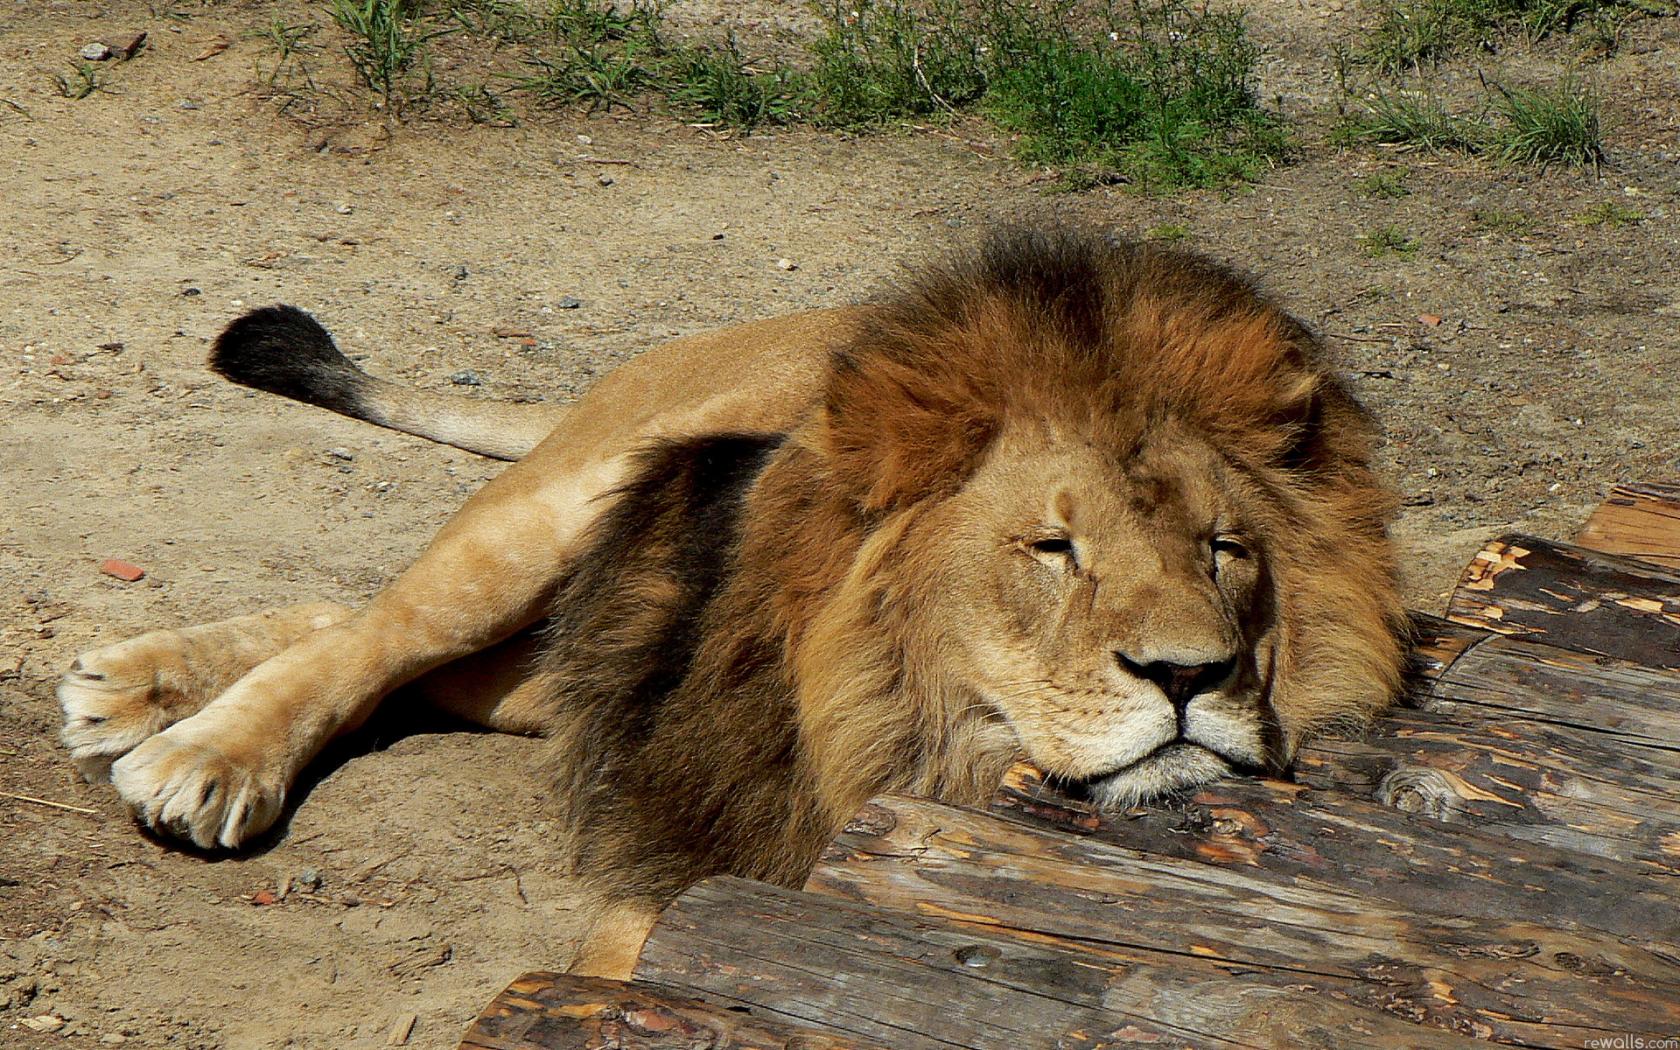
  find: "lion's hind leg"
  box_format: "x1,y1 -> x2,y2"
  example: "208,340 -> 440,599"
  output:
59,602 -> 351,778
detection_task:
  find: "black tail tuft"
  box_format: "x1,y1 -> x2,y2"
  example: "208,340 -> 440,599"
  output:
210,305 -> 373,418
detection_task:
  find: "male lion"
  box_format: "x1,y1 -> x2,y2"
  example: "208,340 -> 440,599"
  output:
59,228 -> 1405,974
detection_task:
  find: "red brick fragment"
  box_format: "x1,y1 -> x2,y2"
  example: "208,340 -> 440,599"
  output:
100,559 -> 145,582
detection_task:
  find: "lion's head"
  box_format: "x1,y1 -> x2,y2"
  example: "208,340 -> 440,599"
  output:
547,228 -> 1407,910
796,228 -> 1406,812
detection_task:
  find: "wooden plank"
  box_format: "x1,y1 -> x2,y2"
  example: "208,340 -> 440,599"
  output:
1407,612 -> 1490,681
804,796 -> 1680,1048
458,971 -> 887,1050
990,766 -> 1680,947
1445,533 -> 1680,668
1576,480 -> 1680,568
640,876 -> 1484,1050
1296,702 -> 1680,873
1428,629 -> 1680,752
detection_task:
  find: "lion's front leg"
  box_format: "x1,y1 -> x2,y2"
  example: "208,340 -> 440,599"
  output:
101,447 -> 628,850
58,602 -> 352,778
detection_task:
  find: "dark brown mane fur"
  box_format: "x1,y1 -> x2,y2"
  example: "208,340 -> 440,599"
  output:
535,227 -> 1404,910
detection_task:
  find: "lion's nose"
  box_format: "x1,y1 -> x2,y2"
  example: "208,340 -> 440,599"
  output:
1116,652 -> 1236,707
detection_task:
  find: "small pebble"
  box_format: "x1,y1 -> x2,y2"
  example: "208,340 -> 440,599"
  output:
335,203 -> 353,215
776,257 -> 798,271
1418,313 -> 1442,326
79,43 -> 112,61
597,174 -> 614,187
556,296 -> 582,310
296,869 -> 324,892
100,559 -> 146,583
449,370 -> 483,386
326,447 -> 354,461
21,1014 -> 65,1033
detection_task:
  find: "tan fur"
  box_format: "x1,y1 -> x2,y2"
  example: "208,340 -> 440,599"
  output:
60,230 -> 1404,978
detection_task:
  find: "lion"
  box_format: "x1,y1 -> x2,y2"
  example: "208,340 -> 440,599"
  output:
58,227 -> 1405,975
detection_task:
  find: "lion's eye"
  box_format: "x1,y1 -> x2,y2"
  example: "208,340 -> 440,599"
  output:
1024,534 -> 1077,568
1211,536 -> 1250,561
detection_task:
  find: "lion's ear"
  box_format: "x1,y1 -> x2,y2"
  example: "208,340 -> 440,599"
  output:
1271,373 -> 1380,475
820,351 -> 999,514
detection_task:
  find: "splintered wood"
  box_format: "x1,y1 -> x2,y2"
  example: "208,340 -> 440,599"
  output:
1576,481 -> 1680,569
460,480 -> 1680,1050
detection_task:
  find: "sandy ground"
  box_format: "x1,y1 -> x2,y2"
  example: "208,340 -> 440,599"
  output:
2,2 -> 1677,1047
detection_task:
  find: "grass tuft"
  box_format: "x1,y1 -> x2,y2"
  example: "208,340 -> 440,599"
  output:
53,62 -> 107,100
1341,76 -> 1604,169
1359,224 -> 1420,256
1574,200 -> 1644,226
1346,90 -> 1481,151
808,0 -> 1285,190
1471,206 -> 1540,234
1355,167 -> 1412,198
1360,0 -> 1666,71
664,36 -> 807,128
329,0 -> 453,111
1487,76 -> 1604,168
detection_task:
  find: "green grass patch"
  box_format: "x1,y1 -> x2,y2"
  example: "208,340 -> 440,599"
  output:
288,0 -> 1286,189
1355,167 -> 1412,198
1574,200 -> 1644,226
664,37 -> 808,128
1488,76 -> 1604,168
1360,0 -> 1671,72
807,0 -> 1286,190
1471,206 -> 1540,234
1341,76 -> 1603,168
1359,224 -> 1420,257
1344,89 -> 1481,150
330,0 -> 454,111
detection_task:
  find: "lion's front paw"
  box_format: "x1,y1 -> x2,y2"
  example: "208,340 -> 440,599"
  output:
58,639 -> 191,778
110,721 -> 287,850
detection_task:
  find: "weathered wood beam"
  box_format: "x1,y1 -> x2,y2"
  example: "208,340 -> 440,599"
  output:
1446,533 -> 1680,668
640,875 -> 1487,1050
457,972 -> 885,1050
1576,480 -> 1680,569
990,766 -> 1679,947
803,796 -> 1680,1048
1296,701 -> 1680,873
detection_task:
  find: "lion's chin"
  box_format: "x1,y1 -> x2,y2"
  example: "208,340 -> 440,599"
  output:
1063,743 -> 1234,811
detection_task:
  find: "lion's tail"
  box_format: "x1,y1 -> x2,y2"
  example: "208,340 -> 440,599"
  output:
209,305 -> 563,461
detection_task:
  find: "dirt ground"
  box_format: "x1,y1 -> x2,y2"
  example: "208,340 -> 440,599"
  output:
1,1 -> 1676,1047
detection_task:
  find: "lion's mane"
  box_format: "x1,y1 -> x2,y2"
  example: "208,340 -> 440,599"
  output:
533,228 -> 1405,909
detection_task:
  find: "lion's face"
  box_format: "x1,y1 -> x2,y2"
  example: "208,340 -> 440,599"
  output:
907,418 -> 1283,805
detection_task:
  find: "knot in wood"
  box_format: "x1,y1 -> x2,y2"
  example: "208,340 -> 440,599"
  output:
1375,766 -> 1473,821
952,944 -> 1000,969
842,803 -> 898,837
606,1006 -> 718,1048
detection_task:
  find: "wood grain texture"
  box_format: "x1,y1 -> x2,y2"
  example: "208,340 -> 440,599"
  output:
804,795 -> 1680,1048
458,971 -> 886,1050
641,875 -> 1486,1050
1407,613 -> 1491,682
989,766 -> 1680,947
1445,533 -> 1680,668
1576,480 -> 1680,569
1296,702 -> 1680,874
